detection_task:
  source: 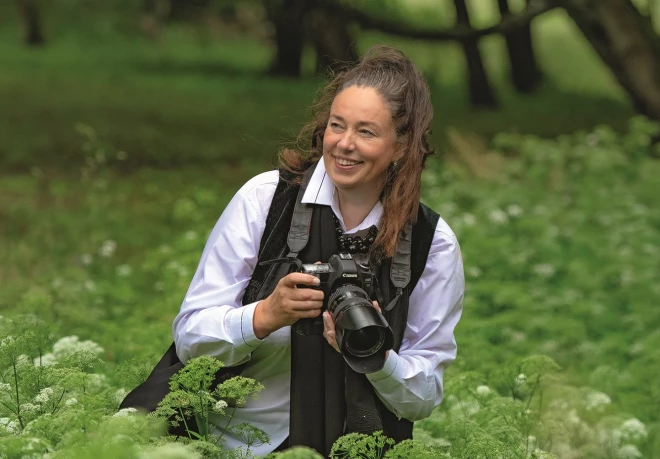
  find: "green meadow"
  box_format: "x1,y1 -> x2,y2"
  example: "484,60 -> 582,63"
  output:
0,2 -> 657,457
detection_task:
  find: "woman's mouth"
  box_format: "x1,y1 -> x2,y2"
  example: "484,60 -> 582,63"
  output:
335,157 -> 363,168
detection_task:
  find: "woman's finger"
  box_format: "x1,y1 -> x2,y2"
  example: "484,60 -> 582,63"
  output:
322,312 -> 340,353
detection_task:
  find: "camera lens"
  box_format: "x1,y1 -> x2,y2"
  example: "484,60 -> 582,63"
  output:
345,327 -> 385,357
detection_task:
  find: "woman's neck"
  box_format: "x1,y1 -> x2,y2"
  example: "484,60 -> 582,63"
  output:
336,188 -> 380,231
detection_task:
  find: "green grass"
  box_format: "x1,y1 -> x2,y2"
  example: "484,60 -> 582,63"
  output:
0,7 -> 634,173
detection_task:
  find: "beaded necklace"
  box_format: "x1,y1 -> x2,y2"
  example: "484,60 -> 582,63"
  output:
333,213 -> 378,254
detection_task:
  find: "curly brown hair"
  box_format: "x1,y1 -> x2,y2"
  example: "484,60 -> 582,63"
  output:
278,46 -> 434,258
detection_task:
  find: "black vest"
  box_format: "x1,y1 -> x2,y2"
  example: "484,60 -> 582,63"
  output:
120,167 -> 440,456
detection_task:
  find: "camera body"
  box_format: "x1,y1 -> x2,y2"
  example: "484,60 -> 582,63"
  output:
294,253 -> 394,373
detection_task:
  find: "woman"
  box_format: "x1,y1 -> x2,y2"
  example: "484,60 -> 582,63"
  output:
173,46 -> 464,456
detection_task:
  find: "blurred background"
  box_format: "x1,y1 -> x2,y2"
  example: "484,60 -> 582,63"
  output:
1,0 -> 660,457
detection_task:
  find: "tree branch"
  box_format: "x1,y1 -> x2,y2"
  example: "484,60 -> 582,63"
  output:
342,0 -> 559,41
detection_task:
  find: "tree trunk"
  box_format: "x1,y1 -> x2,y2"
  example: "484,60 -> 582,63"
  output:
497,0 -> 543,93
563,0 -> 660,120
264,0 -> 306,77
16,0 -> 45,46
306,4 -> 358,75
453,0 -> 498,108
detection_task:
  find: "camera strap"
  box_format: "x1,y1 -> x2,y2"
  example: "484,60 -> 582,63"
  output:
385,222 -> 412,311
286,164 -> 316,258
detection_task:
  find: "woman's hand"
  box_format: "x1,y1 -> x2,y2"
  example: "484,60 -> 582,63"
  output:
323,301 -> 386,356
254,273 -> 325,339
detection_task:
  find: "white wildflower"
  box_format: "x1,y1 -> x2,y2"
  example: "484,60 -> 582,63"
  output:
466,266 -> 482,278
506,204 -> 524,217
214,400 -> 228,413
0,418 -> 20,434
116,150 -> 128,161
86,374 -> 108,392
53,336 -> 104,360
99,240 -> 117,258
65,398 -> 78,407
0,383 -> 11,393
84,280 -> 96,292
20,403 -> 39,413
621,418 -> 647,442
81,253 -> 93,265
116,264 -> 132,277
462,213 -> 477,226
488,208 -> 508,224
533,264 -> 555,278
184,231 -> 198,241
475,385 -> 491,396
584,390 -> 611,412
51,277 -> 64,289
114,388 -> 128,405
1,336 -> 15,347
34,353 -> 57,367
34,388 -> 54,404
113,407 -> 138,417
616,444 -> 642,459
515,373 -> 526,386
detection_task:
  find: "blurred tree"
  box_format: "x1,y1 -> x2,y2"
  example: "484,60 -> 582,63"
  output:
453,0 -> 498,108
141,0 -> 170,40
264,0 -> 306,76
305,0 -> 358,74
15,0 -> 45,46
264,0 -> 357,77
562,0 -> 660,119
497,0 -> 543,93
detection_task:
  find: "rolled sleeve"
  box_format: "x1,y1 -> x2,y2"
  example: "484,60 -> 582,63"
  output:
229,301 -> 264,350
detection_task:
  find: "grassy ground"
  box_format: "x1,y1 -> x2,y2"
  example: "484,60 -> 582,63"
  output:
0,7 -> 633,174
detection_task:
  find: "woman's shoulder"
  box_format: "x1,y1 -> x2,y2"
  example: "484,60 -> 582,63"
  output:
237,169 -> 280,194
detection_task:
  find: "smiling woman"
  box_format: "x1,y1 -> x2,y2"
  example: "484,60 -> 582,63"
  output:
164,46 -> 465,456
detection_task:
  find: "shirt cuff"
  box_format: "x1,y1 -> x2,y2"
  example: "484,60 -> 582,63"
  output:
366,350 -> 405,391
227,301 -> 264,350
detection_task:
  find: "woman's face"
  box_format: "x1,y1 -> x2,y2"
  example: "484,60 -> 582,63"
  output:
322,85 -> 402,203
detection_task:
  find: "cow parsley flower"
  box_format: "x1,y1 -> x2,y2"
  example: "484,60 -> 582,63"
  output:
506,204 -> 524,217
475,385 -> 491,396
99,240 -> 117,258
616,444 -> 642,459
117,264 -> 132,277
533,264 -> 556,278
65,398 -> 78,407
489,208 -> 508,224
34,387 -> 54,404
621,418 -> 647,442
214,400 -> 228,413
113,407 -> 138,417
516,373 -> 526,386
584,390 -> 611,412
0,383 -> 11,393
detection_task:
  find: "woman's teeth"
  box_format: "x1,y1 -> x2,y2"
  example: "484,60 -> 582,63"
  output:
337,158 -> 361,166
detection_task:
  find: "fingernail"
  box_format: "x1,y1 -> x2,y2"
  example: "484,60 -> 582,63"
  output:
313,277 -> 321,285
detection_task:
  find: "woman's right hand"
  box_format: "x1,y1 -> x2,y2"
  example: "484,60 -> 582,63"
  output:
253,273 -> 325,339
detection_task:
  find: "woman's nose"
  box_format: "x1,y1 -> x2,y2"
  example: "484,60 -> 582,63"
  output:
337,130 -> 355,151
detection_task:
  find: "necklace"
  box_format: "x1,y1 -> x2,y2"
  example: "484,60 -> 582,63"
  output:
333,213 -> 378,254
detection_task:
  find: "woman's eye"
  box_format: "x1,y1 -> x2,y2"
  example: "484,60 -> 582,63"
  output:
360,129 -> 375,136
329,122 -> 342,129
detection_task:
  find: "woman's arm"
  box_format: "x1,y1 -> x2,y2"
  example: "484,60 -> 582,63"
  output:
172,171 -> 280,365
366,222 -> 465,421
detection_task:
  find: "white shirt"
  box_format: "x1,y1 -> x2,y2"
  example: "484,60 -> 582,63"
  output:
172,160 -> 464,456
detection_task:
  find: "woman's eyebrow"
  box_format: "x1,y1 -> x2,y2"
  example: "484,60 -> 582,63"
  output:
330,114 -> 379,129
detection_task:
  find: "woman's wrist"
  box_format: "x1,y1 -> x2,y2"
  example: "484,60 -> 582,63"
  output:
253,299 -> 273,339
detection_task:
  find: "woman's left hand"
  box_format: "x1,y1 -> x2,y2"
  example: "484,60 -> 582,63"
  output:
323,300 -> 382,354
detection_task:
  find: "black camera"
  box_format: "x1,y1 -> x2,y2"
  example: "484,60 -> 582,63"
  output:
293,253 -> 394,373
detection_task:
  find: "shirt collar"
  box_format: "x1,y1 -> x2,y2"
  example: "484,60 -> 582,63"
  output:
301,160 -> 383,234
